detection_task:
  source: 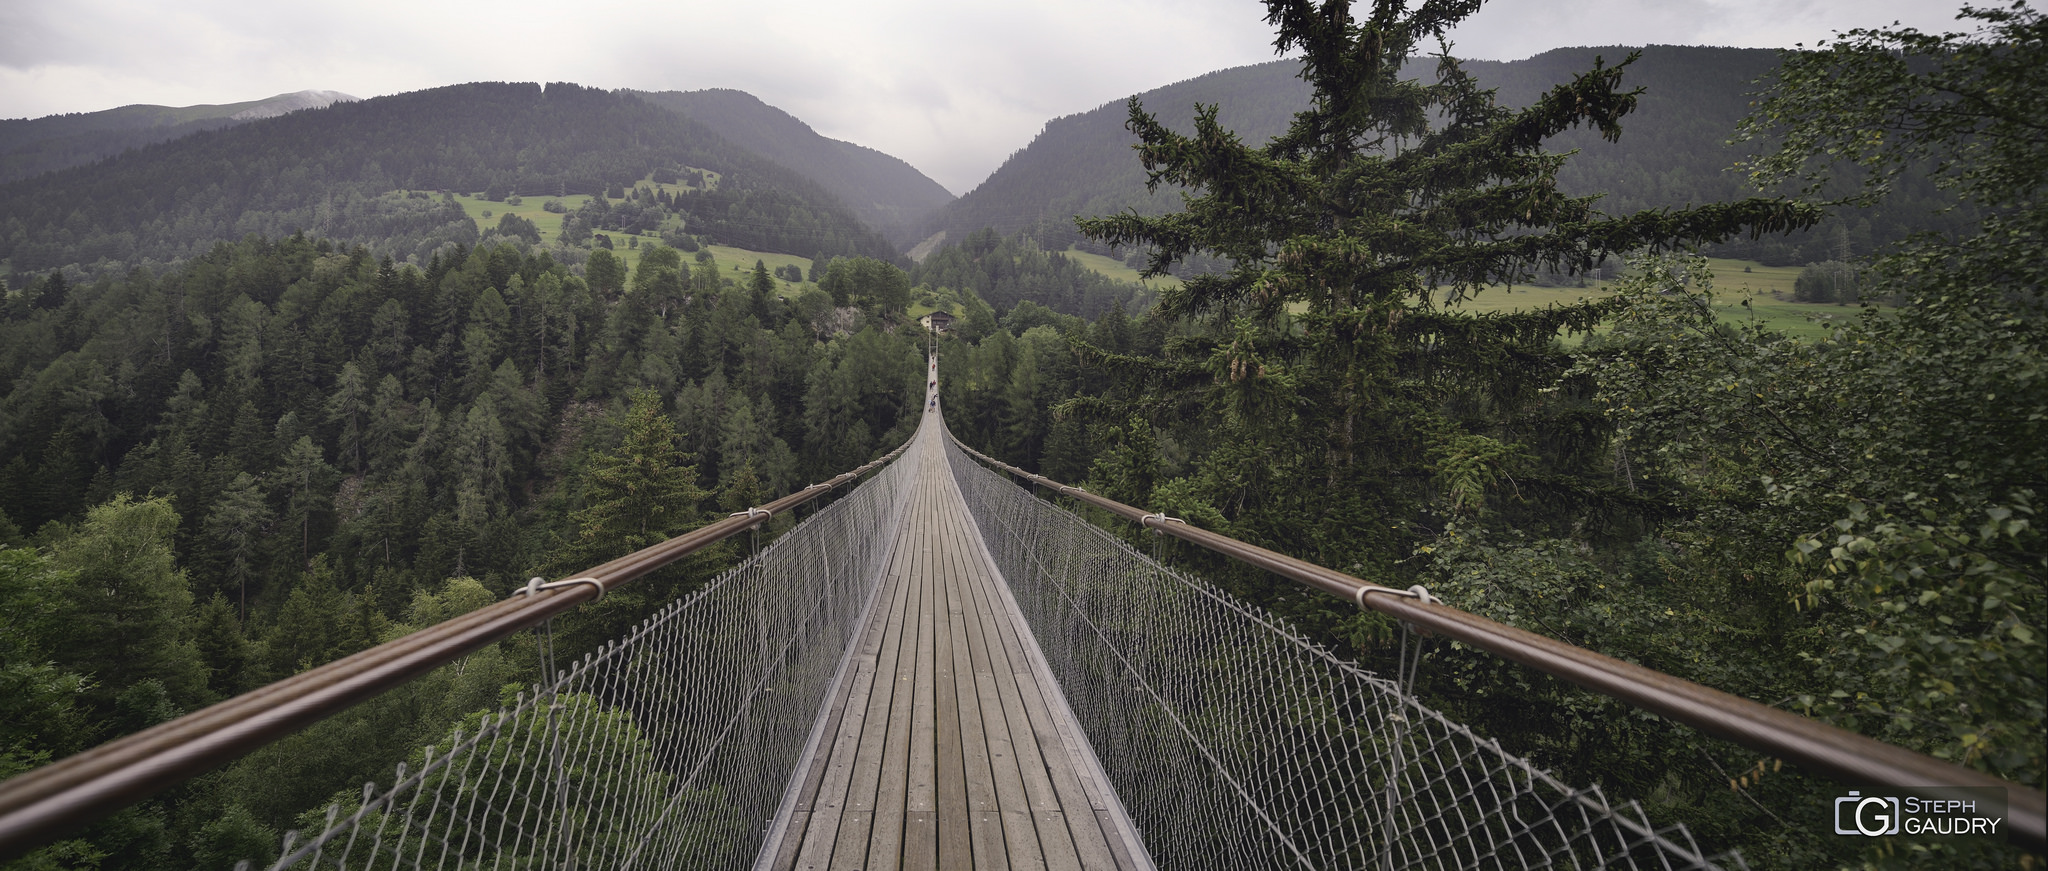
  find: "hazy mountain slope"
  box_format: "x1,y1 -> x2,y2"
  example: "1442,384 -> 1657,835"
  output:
227,89 -> 357,119
924,58 -> 1310,245
635,88 -> 955,247
928,46 -> 1962,265
0,90 -> 358,183
0,82 -> 899,278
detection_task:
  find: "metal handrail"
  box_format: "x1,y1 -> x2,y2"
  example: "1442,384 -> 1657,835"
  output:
0,437 -> 914,861
950,435 -> 2047,855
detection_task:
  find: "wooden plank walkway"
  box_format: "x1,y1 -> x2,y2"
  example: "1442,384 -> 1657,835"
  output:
764,396 -> 1147,870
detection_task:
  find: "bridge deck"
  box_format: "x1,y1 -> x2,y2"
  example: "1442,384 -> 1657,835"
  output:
764,422 -> 1144,870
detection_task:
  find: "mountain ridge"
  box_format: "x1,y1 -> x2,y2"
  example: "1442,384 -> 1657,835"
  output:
926,45 -> 1961,267
633,89 -> 954,249
0,82 -> 901,279
0,90 -> 359,183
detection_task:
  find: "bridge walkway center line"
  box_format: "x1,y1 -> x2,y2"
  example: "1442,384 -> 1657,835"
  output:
761,377 -> 1149,870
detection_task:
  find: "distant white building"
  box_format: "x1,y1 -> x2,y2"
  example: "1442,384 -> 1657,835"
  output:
919,310 -> 955,333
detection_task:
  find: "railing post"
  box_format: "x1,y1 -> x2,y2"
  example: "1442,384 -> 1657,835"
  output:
1378,588 -> 1434,871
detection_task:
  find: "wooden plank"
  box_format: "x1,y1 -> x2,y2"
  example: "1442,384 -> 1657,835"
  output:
955,524 -> 1080,871
1002,629 -> 1124,871
767,811 -> 808,871
966,598 -> 1060,808
940,495 -> 1050,870
965,506 -> 1145,871
790,659 -> 877,870
942,509 -> 1015,871
794,646 -> 867,813
953,497 -> 1127,871
903,812 -> 937,871
1097,810 -> 1142,871
838,479 -> 926,871
777,448 -> 925,871
769,428 -> 1152,868
872,447 -> 938,871
983,674 -> 1065,871
933,511 -> 973,871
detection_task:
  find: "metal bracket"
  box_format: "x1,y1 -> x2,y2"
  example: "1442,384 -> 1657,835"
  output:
515,576 -> 605,601
1140,513 -> 1186,532
1353,583 -> 1438,609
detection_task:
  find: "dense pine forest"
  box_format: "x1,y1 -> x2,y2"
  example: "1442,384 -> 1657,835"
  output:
0,234 -> 939,865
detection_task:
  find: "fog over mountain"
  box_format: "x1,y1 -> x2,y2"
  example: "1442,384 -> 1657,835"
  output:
229,89 -> 358,119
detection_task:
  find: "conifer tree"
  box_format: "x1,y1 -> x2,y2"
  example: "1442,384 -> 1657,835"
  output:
560,389 -> 707,570
750,259 -> 776,322
191,592 -> 253,698
47,496 -> 206,717
1075,0 -> 1819,576
326,362 -> 368,473
272,436 -> 338,569
205,472 -> 273,620
364,373 -> 413,471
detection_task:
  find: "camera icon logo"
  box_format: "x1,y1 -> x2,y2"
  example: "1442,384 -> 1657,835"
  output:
1834,791 -> 1902,836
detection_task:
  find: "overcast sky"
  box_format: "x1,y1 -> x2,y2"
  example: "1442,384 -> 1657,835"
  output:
0,0 -> 1974,195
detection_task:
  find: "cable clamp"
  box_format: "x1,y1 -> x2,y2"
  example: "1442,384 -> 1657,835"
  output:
1060,485 -> 1088,495
516,576 -> 605,601
1140,513 -> 1185,531
1353,583 -> 1438,609
729,506 -> 773,521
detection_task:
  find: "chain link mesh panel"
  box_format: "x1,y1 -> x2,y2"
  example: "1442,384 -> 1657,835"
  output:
945,436 -> 1744,871
261,454 -> 914,871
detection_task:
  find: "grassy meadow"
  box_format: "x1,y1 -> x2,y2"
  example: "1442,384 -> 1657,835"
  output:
1061,247 -> 1183,290
1060,249 -> 1867,340
438,170 -> 818,297
1449,258 -> 1863,340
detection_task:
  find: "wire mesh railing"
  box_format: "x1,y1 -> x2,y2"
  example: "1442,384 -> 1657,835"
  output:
254,446 -> 916,871
0,439 -> 913,862
945,434 -> 1742,870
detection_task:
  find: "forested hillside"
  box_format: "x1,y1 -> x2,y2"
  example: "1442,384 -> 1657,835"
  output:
0,82 -> 898,283
636,89 -> 956,248
922,59 -> 1310,248
909,228 -> 1155,321
0,234 -> 931,866
0,90 -> 358,184
929,46 -> 1966,267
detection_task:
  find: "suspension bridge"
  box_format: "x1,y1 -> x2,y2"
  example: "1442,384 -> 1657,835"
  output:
0,357 -> 2041,869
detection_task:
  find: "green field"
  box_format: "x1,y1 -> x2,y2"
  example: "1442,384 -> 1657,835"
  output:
441,182 -> 815,296
1061,247 -> 1183,290
703,245 -> 814,298
450,191 -> 591,244
1448,258 -> 1863,340
1059,248 -> 1863,340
